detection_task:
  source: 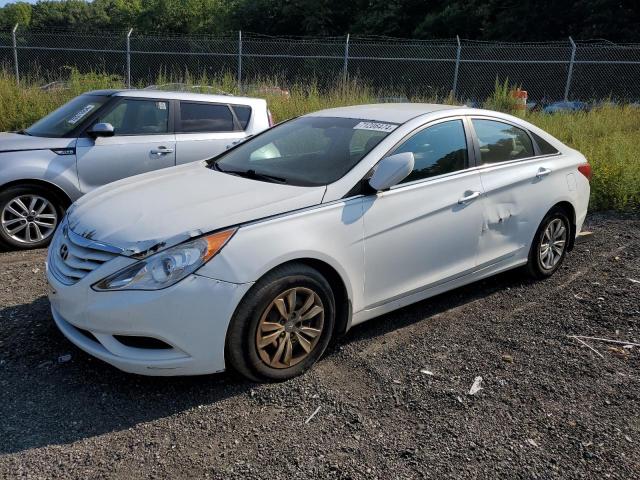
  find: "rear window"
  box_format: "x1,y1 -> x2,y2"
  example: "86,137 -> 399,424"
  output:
531,131 -> 560,155
472,119 -> 534,164
231,105 -> 252,130
179,102 -> 235,133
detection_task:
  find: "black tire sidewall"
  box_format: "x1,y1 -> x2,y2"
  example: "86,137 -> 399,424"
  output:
0,186 -> 64,250
226,264 -> 335,382
528,210 -> 570,278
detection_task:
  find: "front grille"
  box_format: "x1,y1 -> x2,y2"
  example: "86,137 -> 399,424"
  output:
49,224 -> 118,285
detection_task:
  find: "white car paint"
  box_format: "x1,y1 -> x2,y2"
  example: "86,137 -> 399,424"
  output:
46,104 -> 590,376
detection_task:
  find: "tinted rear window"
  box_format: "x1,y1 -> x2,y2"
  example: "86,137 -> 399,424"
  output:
231,105 -> 252,129
472,119 -> 534,164
179,102 -> 235,133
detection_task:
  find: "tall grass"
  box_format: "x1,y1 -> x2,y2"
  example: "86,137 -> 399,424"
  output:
528,106 -> 640,210
483,77 -> 521,113
0,69 -> 122,131
0,70 -> 637,211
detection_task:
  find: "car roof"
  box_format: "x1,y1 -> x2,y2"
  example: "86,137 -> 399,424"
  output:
84,89 -> 265,105
307,103 -> 463,123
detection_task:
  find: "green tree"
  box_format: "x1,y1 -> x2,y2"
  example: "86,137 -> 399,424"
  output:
0,0 -> 638,41
0,2 -> 32,29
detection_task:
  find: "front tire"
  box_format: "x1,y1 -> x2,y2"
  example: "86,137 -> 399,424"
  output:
0,185 -> 64,250
226,263 -> 335,382
526,208 -> 570,279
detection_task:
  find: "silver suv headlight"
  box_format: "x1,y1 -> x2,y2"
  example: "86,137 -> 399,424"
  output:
92,228 -> 236,291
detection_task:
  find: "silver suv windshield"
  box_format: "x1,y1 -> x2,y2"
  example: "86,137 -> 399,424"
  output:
25,94 -> 109,138
213,116 -> 396,186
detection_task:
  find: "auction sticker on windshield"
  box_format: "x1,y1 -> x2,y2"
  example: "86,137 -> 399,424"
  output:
67,104 -> 96,125
353,121 -> 398,133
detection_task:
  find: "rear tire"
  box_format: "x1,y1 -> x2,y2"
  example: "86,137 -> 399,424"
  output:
0,185 -> 65,250
526,208 -> 570,279
225,263 -> 335,382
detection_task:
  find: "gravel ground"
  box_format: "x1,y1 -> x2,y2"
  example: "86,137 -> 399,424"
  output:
0,212 -> 639,479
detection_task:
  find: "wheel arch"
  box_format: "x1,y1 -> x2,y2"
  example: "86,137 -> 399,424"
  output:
0,178 -> 74,209
293,258 -> 352,338
231,257 -> 353,341
549,200 -> 576,251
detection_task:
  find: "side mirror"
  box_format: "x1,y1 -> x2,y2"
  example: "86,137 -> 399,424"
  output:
368,152 -> 415,191
87,122 -> 115,138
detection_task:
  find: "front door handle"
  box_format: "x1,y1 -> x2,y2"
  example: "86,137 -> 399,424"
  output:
536,167 -> 552,179
458,191 -> 482,204
150,146 -> 174,155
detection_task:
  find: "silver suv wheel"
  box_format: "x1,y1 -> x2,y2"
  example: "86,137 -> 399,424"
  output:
1,194 -> 58,244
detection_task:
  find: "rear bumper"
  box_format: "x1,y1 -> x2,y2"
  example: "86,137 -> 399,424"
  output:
48,268 -> 253,376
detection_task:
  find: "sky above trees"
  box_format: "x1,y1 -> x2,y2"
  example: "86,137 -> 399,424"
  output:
0,0 -> 638,42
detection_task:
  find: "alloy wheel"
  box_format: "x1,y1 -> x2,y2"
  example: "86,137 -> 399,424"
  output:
1,194 -> 58,244
256,287 -> 325,369
539,218 -> 567,270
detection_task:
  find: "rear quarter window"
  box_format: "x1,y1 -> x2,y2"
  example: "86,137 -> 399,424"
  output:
231,105 -> 252,130
531,131 -> 560,155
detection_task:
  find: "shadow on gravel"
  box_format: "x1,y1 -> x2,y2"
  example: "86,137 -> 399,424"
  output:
0,296 -> 254,455
0,269 -> 531,455
342,268 -> 533,345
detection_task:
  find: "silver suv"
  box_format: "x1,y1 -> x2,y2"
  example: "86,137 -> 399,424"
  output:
0,89 -> 271,249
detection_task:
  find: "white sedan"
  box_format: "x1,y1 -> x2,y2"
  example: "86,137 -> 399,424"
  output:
46,104 -> 591,381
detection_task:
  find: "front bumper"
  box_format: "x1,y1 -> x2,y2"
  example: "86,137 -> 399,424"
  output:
47,265 -> 253,376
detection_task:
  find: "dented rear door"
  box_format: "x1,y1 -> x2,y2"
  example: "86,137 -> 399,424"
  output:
469,117 -> 558,267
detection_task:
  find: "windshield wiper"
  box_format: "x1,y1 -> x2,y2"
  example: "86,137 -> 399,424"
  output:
16,129 -> 31,136
213,163 -> 287,184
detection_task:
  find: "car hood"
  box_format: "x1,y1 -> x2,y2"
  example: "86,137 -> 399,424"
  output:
67,162 -> 326,256
0,132 -> 75,153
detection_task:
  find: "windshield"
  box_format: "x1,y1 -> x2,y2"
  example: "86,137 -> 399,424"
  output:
26,94 -> 109,138
214,116 -> 397,186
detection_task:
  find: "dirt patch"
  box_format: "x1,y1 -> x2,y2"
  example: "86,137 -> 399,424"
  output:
0,212 -> 639,479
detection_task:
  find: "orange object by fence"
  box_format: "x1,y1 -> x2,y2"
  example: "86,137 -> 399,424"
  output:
513,88 -> 528,110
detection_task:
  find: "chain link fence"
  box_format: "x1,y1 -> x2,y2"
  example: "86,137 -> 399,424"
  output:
1,27 -> 639,102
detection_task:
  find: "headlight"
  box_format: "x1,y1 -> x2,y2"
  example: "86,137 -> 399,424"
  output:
92,228 -> 236,291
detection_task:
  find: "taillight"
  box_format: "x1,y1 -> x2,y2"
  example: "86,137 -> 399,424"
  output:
578,163 -> 592,181
267,109 -> 274,127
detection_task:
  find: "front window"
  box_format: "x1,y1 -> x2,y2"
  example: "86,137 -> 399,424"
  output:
98,99 -> 169,135
393,120 -> 468,183
214,117 -> 396,186
25,94 -> 109,138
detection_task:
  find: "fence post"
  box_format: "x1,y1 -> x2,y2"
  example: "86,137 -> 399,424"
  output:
564,36 -> 576,102
238,31 -> 243,93
12,23 -> 19,83
343,33 -> 350,83
452,35 -> 461,98
126,28 -> 133,88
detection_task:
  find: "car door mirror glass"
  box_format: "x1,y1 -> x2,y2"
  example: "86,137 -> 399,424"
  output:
88,122 -> 115,138
368,152 -> 415,191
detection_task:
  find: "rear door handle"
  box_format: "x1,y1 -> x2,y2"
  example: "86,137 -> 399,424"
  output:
150,146 -> 174,155
458,191 -> 482,204
536,167 -> 552,179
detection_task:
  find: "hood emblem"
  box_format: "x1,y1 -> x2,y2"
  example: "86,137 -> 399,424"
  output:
59,243 -> 69,261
